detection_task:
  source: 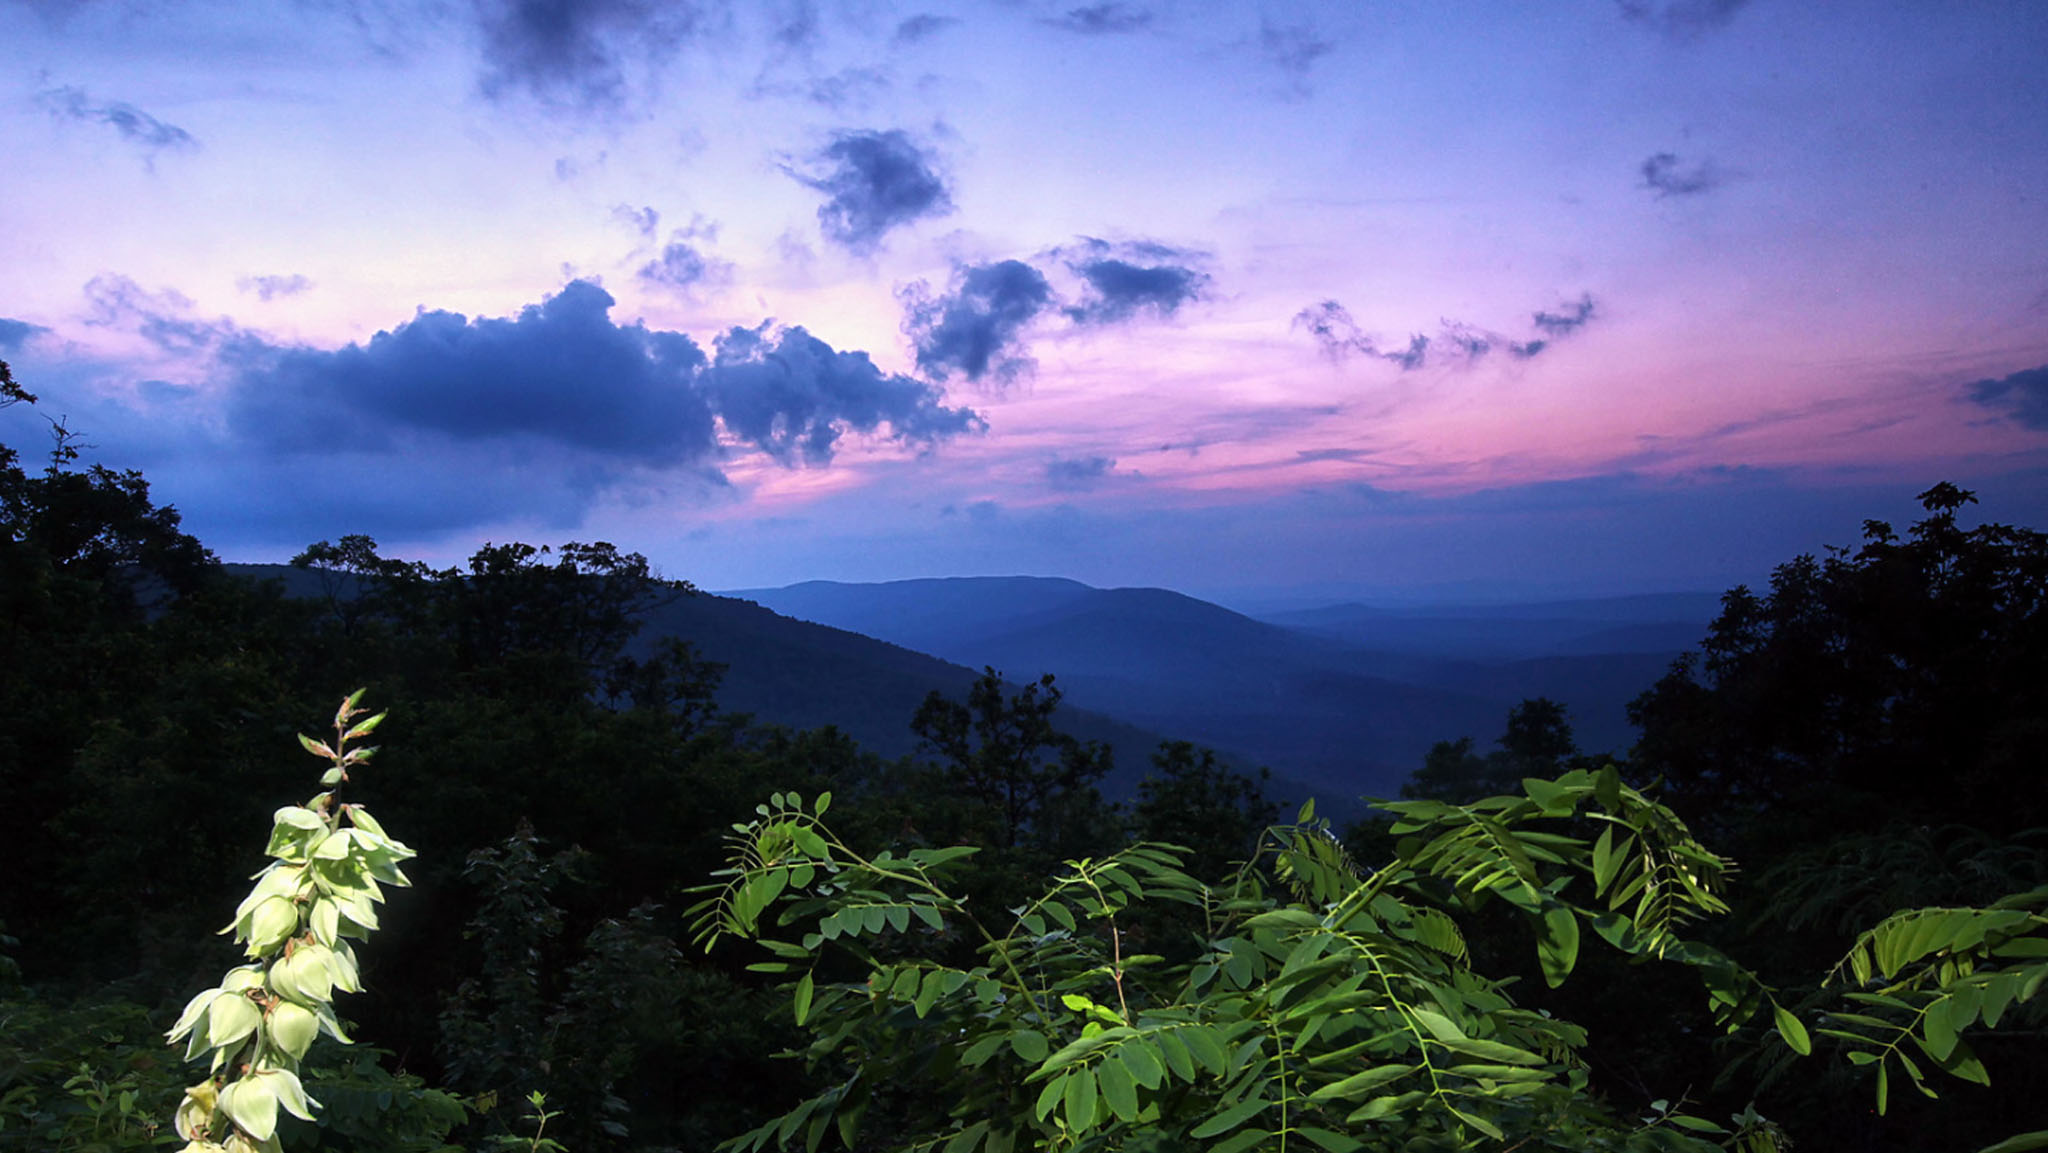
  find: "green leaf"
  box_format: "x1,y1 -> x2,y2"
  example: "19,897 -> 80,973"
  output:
1156,1029 -> 1197,1082
1118,1039 -> 1165,1089
1976,1130 -> 2048,1153
1348,1090 -> 1427,1123
1522,776 -> 1577,816
794,972 -> 814,1025
1309,1063 -> 1415,1100
1063,1068 -> 1097,1132
1010,1029 -> 1050,1064
942,1120 -> 988,1153
1208,1130 -> 1267,1153
1538,905 -> 1580,987
1033,1075 -> 1067,1123
1189,1097 -> 1267,1139
1408,1007 -> 1466,1043
1298,1126 -> 1365,1153
1097,1055 -> 1139,1122
1922,998 -> 1957,1061
1773,1004 -> 1812,1056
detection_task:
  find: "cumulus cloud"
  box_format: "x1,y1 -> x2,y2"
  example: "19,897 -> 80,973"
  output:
1617,0 -> 1752,39
37,85 -> 196,160
1296,294 -> 1599,369
705,322 -> 983,464
1060,239 -> 1209,325
1046,454 -> 1118,490
1967,364 -> 2048,430
1640,152 -> 1724,198
0,318 -> 51,352
788,129 -> 953,253
238,274 -> 312,302
223,279 -> 978,473
892,13 -> 956,44
904,260 -> 1055,384
1046,3 -> 1152,34
637,238 -> 732,292
473,0 -> 711,111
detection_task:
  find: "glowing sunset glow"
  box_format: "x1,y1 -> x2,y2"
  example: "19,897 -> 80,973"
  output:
3,0 -> 2045,600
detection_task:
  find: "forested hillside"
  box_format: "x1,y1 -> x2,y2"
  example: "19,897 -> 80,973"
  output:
4,361 -> 2045,1153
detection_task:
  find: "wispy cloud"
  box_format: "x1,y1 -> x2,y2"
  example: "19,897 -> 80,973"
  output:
237,275 -> 312,302
1295,294 -> 1600,369
36,85 -> 197,161
1616,0 -> 1753,40
1259,19 -> 1334,94
892,13 -> 956,44
1045,3 -> 1153,35
1966,364 -> 2048,430
1640,152 -> 1725,198
1046,454 -> 1119,490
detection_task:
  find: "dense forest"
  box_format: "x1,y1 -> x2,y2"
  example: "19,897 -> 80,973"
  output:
3,356 -> 2045,1153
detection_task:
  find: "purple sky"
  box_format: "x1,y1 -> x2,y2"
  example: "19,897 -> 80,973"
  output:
4,0 -> 2046,603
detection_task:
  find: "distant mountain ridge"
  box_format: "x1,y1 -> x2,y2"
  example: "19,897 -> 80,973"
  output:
722,578 -> 1720,798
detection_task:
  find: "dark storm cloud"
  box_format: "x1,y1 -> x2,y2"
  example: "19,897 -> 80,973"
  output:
238,275 -> 312,302
892,13 -> 956,44
1046,455 -> 1118,490
1062,240 -> 1210,324
36,85 -> 197,156
904,260 -> 1055,384
1967,364 -> 2048,430
1616,0 -> 1752,39
1640,152 -> 1723,198
223,280 -> 978,472
473,0 -> 711,111
705,322 -> 983,465
0,318 -> 51,352
1046,3 -> 1152,34
1296,294 -> 1600,370
787,130 -> 953,253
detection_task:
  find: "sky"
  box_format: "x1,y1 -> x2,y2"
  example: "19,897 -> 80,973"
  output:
3,0 -> 2047,605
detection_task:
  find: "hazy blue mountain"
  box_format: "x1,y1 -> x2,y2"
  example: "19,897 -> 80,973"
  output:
1259,592 -> 1721,661
726,577 -> 1716,797
230,565 -> 1325,811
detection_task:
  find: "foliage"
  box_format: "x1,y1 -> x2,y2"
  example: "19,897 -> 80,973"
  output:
1815,883 -> 2048,1137
1629,483 -> 2048,840
0,994 -> 179,1152
692,771 -> 1808,1153
1130,741 -> 1280,884
1404,698 -> 1583,804
910,669 -> 1114,853
164,693 -> 415,1152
